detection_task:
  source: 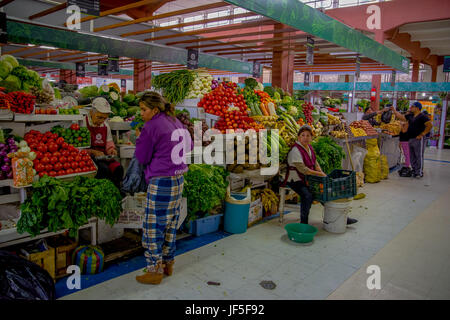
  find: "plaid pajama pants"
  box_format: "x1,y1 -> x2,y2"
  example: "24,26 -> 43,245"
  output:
142,175 -> 184,270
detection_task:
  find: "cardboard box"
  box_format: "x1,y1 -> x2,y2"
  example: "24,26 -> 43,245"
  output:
230,178 -> 245,192
248,198 -> 263,227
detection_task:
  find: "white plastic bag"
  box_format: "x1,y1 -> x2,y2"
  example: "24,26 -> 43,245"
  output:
351,145 -> 368,173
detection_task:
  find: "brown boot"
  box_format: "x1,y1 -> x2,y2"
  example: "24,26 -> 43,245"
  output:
163,260 -> 174,276
136,262 -> 163,285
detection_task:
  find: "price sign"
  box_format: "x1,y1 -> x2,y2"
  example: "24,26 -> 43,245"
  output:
306,37 -> 314,65
98,60 -> 108,76
76,62 -> 85,77
252,62 -> 261,78
108,55 -> 120,73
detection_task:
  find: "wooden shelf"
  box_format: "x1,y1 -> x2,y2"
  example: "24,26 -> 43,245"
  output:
14,114 -> 84,122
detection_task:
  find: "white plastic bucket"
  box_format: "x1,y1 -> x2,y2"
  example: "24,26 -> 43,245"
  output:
323,199 -> 352,234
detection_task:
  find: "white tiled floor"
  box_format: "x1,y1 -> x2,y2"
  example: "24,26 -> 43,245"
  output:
61,148 -> 450,300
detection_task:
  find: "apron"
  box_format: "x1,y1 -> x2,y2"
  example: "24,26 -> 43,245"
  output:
281,143 -> 317,187
85,115 -> 122,175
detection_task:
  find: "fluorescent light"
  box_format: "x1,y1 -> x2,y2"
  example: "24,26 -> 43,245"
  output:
422,93 -> 426,97
349,93 -> 353,97
40,46 -> 57,50
429,96 -> 433,100
329,52 -> 357,55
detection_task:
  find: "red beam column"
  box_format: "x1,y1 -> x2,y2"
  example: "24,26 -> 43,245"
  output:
431,65 -> 437,82
271,24 -> 295,94
411,59 -> 420,100
133,59 -> 152,93
59,69 -> 76,84
370,31 -> 386,110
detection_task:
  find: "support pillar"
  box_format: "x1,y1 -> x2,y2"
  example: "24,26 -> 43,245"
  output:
411,59 -> 420,101
59,69 -> 76,84
271,24 -> 295,94
438,97 -> 448,149
370,74 -> 382,111
313,75 -> 320,104
431,65 -> 437,82
133,59 -> 152,93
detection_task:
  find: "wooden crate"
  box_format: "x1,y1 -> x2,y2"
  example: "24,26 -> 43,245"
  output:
54,240 -> 78,278
23,247 -> 56,281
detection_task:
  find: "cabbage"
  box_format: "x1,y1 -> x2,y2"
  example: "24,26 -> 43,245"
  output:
0,60 -> 13,80
0,55 -> 19,69
79,85 -> 99,98
0,75 -> 22,92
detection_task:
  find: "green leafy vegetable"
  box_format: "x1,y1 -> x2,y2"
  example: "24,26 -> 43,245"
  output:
152,70 -> 196,104
311,136 -> 346,174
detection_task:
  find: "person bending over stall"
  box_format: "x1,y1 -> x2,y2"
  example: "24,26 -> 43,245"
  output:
134,92 -> 192,285
282,125 -> 358,225
83,97 -> 123,189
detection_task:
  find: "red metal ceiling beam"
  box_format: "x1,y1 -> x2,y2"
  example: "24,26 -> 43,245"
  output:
29,2 -> 67,20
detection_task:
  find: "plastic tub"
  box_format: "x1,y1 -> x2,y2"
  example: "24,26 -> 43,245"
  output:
285,223 -> 318,243
189,214 -> 223,236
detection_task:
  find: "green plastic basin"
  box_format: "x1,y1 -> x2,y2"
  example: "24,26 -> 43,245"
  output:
285,223 -> 318,243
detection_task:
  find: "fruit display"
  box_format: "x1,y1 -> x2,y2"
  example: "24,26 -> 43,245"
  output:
185,69 -> 213,99
330,130 -> 348,139
312,122 -> 324,137
0,136 -> 21,180
379,120 -> 402,136
0,88 -> 14,109
198,84 -> 248,117
260,188 -> 279,213
24,130 -> 96,178
297,117 -> 306,126
327,113 -> 341,125
51,124 -> 90,148
226,137 -> 262,173
30,86 -> 53,104
278,113 -> 300,147
350,127 -> 367,137
351,120 -> 378,136
255,90 -> 276,116
8,91 -> 36,114
251,115 -> 279,128
35,107 -> 57,115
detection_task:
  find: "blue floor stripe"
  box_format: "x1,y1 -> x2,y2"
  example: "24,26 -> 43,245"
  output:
424,158 -> 450,164
55,230 -> 232,299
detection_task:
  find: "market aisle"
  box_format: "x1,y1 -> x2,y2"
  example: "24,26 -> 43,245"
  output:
61,149 -> 450,300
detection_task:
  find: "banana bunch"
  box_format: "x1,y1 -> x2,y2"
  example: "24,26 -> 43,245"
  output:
251,189 -> 261,202
261,188 -> 279,212
350,127 -> 366,137
252,115 -> 278,122
330,130 -> 348,139
327,113 -> 341,125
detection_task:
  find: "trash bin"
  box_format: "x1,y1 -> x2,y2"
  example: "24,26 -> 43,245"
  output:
224,186 -> 251,234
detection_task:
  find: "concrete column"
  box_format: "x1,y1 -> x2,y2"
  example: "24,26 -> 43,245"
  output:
411,59 -> 420,100
133,59 -> 152,93
370,74 -> 382,111
59,69 -> 76,84
271,24 -> 295,94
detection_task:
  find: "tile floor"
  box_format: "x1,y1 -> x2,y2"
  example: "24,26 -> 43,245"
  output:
61,148 -> 450,300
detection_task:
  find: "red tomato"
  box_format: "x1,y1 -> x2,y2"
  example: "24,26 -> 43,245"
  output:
54,163 -> 63,171
74,155 -> 81,162
70,151 -> 78,157
33,159 -> 40,168
61,142 -> 69,150
38,144 -> 47,153
50,156 -> 58,164
66,168 -> 74,174
62,150 -> 70,157
69,146 -> 77,153
49,171 -> 57,177
39,171 -> 48,178
56,137 -> 65,145
74,168 -> 82,173
79,161 -> 86,168
63,162 -> 71,170
59,156 -> 67,163
77,136 -> 82,142
36,163 -> 45,172
59,169 -> 66,176
45,164 -> 53,172
53,151 -> 61,158
36,151 -> 44,159
52,133 -> 58,140
67,156 -> 74,162
48,144 -> 58,153
82,156 -> 90,162
71,162 -> 78,169
45,132 -> 53,138
41,157 -> 50,164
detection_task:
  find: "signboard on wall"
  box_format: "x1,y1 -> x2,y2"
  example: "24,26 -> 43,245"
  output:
304,72 -> 310,86
306,37 -> 314,65
252,62 -> 261,78
75,62 -> 85,77
98,60 -> 108,76
444,56 -> 450,72
77,77 -> 92,85
121,79 -> 126,92
187,49 -> 199,70
108,55 -> 120,73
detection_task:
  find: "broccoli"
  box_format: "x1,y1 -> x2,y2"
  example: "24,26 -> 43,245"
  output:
264,86 -> 275,97
244,78 -> 258,90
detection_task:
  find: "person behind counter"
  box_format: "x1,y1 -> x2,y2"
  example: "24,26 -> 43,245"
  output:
282,125 -> 357,226
362,105 -> 392,126
134,92 -> 192,285
83,97 -> 124,189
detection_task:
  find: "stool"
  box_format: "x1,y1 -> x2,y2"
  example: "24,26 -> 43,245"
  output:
279,186 -> 298,223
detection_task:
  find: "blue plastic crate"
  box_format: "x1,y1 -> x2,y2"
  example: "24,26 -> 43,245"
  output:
188,214 -> 223,236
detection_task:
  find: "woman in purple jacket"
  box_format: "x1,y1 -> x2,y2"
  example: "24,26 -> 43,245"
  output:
134,92 -> 191,285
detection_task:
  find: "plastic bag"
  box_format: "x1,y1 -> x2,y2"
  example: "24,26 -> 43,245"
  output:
351,145 -> 368,173
121,154 -> 147,195
381,110 -> 393,124
366,138 -> 380,156
381,155 -> 389,179
0,250 -> 55,300
364,154 -> 381,183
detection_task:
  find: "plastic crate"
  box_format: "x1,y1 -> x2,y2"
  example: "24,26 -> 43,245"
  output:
188,214 -> 223,236
305,169 -> 356,202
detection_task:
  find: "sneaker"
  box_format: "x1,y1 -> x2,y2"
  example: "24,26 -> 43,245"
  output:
415,174 -> 423,179
346,218 -> 358,225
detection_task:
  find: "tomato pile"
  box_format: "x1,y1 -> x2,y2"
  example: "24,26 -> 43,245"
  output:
24,130 -> 96,178
214,110 -> 265,133
302,102 -> 315,125
197,84 -> 248,117
8,91 -> 36,114
35,108 -> 57,115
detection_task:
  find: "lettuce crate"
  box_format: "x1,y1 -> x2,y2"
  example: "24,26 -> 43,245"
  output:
188,214 -> 223,236
305,169 -> 356,202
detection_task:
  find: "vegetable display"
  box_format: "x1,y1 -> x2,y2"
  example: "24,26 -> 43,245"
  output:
8,91 -> 36,114
176,109 -> 210,147
152,70 -> 196,104
17,176 -> 122,237
51,124 -> 90,147
0,137 -> 18,180
0,55 -> 42,93
24,130 -> 96,178
214,109 -> 264,133
311,136 -> 346,175
185,69 -> 213,99
182,164 -> 229,219
197,84 -> 248,117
